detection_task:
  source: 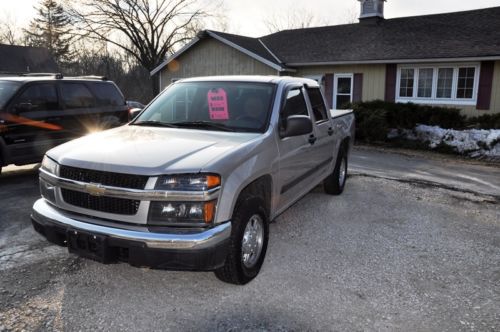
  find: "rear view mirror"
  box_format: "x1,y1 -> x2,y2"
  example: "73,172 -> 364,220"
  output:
283,115 -> 313,137
129,108 -> 142,121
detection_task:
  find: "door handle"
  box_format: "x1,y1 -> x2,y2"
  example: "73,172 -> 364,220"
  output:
327,127 -> 334,136
308,134 -> 317,145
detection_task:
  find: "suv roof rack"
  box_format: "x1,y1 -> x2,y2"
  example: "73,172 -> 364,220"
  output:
74,75 -> 108,81
21,73 -> 64,79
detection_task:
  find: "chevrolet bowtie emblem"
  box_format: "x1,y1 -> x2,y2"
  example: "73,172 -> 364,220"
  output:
85,183 -> 106,196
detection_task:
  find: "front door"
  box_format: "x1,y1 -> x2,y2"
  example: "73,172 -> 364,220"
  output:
333,74 -> 353,109
276,86 -> 318,212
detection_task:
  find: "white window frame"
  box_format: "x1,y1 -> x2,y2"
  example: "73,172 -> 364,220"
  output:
395,63 -> 480,106
333,73 -> 354,109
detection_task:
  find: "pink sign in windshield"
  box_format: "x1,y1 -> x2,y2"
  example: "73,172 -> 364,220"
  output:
207,88 -> 229,120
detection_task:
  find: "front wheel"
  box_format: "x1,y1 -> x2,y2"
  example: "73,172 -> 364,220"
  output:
214,196 -> 269,285
324,145 -> 348,195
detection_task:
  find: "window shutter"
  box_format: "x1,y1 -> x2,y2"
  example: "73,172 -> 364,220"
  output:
385,64 -> 397,102
324,73 -> 334,109
477,61 -> 495,110
353,73 -> 363,102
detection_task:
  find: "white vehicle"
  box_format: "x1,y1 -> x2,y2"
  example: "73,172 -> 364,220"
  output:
32,76 -> 355,284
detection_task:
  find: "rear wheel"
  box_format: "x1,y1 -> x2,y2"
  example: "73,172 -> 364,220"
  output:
324,145 -> 348,195
214,195 -> 269,285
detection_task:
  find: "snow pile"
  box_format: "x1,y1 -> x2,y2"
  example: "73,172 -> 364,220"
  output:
388,125 -> 500,158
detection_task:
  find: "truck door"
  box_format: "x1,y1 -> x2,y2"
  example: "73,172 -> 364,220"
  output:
3,82 -> 62,163
276,86 -> 318,211
305,86 -> 336,176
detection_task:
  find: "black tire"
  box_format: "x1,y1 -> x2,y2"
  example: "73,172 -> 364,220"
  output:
214,195 -> 269,285
324,145 -> 348,195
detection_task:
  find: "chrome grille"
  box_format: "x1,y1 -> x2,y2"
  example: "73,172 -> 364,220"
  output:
61,189 -> 140,215
59,165 -> 148,190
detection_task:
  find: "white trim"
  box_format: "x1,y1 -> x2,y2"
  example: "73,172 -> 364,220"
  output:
150,37 -> 201,76
333,73 -> 354,109
395,62 -> 480,106
206,31 -> 288,72
286,56 -> 500,67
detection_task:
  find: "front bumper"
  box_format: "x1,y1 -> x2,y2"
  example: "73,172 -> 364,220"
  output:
31,198 -> 231,271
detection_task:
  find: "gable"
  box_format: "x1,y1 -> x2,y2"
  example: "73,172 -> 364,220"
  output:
159,38 -> 277,84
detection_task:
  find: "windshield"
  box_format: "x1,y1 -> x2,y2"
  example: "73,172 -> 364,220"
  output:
134,81 -> 276,132
0,81 -> 22,108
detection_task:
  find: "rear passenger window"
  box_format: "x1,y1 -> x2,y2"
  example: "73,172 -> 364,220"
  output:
282,89 -> 308,118
307,88 -> 328,122
16,84 -> 58,111
61,83 -> 95,109
90,83 -> 125,106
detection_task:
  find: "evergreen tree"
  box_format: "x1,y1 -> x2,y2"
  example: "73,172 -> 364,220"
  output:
24,0 -> 73,66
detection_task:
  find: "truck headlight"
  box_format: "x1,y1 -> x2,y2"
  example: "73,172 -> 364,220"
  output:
41,155 -> 58,175
148,201 -> 216,225
155,174 -> 220,191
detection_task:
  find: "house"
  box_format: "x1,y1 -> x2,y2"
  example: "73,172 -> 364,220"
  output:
0,44 -> 59,75
150,0 -> 500,116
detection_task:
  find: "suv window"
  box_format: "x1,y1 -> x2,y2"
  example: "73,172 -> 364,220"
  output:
61,83 -> 95,109
89,82 -> 125,106
307,88 -> 328,122
16,83 -> 58,111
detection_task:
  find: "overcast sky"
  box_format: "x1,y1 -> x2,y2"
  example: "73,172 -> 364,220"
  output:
2,0 -> 500,37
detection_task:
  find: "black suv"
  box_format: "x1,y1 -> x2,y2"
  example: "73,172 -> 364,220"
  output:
0,74 -> 129,174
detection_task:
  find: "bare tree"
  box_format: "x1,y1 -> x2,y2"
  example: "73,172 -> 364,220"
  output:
0,14 -> 25,45
67,0 -> 219,93
264,8 -> 329,33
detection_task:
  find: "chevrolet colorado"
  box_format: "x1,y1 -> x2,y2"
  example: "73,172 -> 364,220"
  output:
31,76 -> 355,285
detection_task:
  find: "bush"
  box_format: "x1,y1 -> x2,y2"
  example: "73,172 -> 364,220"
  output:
354,107 -> 389,142
350,100 -> 467,142
466,113 -> 500,129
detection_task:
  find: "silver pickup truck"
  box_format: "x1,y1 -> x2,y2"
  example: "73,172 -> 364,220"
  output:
31,76 -> 355,284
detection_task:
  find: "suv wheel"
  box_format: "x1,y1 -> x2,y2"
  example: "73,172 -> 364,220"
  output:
214,195 -> 269,285
324,145 -> 348,195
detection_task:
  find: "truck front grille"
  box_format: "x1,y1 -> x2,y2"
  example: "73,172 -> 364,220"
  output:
61,189 -> 140,215
59,165 -> 148,190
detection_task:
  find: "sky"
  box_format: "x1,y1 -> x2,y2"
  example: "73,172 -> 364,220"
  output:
2,0 -> 500,37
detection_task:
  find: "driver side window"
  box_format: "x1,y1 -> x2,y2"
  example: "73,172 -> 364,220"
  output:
280,88 -> 309,130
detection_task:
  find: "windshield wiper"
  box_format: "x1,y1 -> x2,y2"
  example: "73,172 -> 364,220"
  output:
173,121 -> 235,132
131,120 -> 179,128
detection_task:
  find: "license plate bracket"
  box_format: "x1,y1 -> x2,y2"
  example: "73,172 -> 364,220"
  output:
66,229 -> 115,263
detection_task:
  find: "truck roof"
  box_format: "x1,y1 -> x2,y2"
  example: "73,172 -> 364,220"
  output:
179,75 -> 320,87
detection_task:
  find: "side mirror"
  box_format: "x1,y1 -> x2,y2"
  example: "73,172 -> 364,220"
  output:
283,115 -> 313,137
15,102 -> 34,112
128,108 -> 142,121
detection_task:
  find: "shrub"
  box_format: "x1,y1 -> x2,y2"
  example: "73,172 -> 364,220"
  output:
350,100 -> 467,142
466,113 -> 500,129
354,107 -> 389,142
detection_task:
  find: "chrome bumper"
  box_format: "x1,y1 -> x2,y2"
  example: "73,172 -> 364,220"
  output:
31,198 -> 231,250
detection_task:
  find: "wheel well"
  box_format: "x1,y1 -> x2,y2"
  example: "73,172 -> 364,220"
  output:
236,175 -> 272,220
341,137 -> 351,153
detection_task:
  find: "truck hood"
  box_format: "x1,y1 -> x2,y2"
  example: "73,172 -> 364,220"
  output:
48,125 -> 260,175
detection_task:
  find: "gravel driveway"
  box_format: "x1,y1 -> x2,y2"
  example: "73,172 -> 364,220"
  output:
0,163 -> 499,331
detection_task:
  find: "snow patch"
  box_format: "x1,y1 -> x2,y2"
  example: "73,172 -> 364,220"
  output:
388,125 -> 500,158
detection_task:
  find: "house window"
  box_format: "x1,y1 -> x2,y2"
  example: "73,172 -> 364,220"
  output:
399,69 -> 414,97
436,68 -> 453,98
417,68 -> 433,98
457,67 -> 475,99
334,74 -> 353,109
396,64 -> 479,105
